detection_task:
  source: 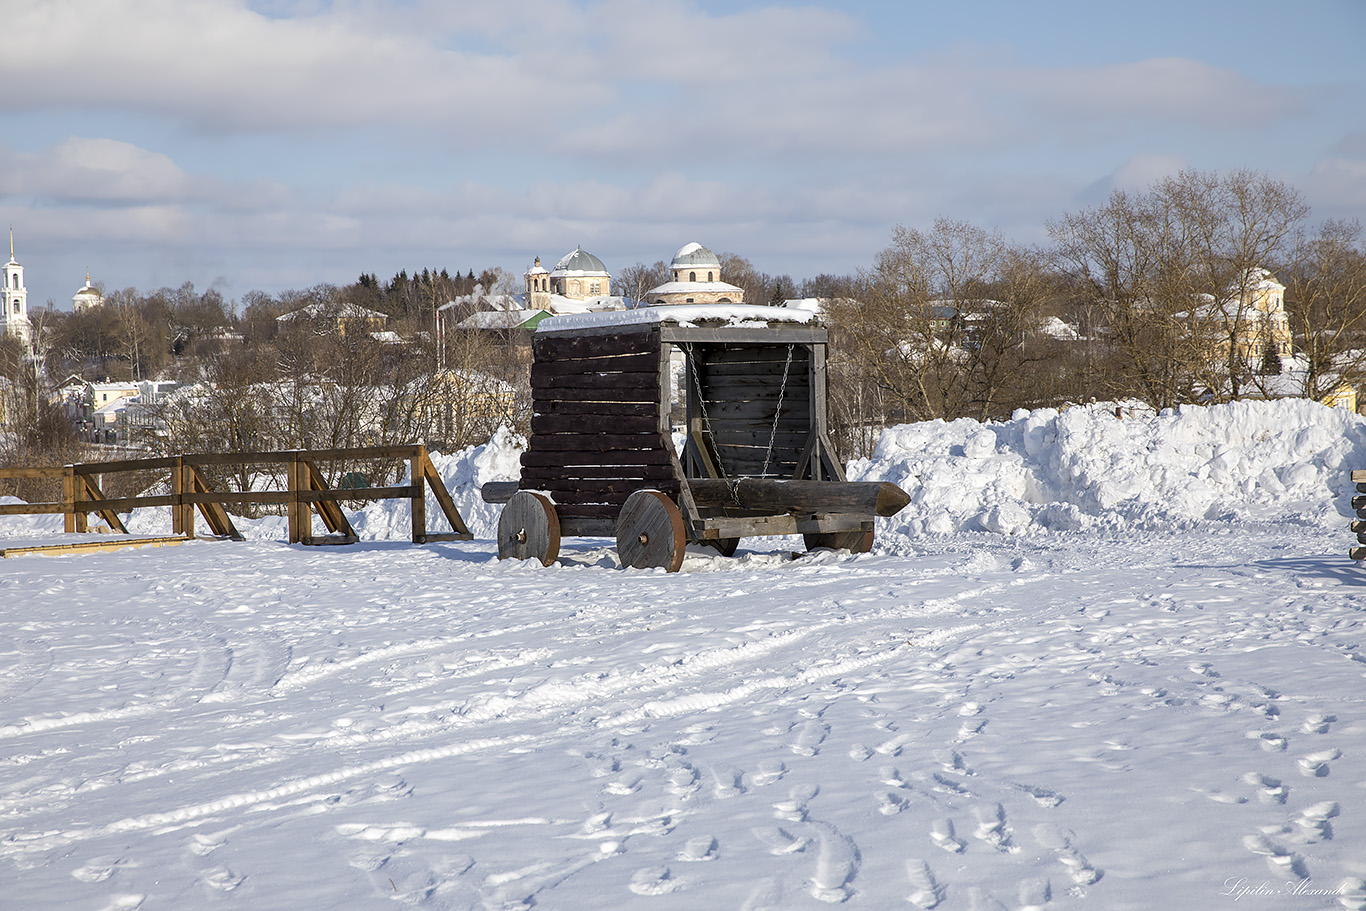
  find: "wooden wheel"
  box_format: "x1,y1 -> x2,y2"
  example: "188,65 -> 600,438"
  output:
498,491 -> 560,565
803,528 -> 874,554
701,536 -> 740,557
616,490 -> 686,572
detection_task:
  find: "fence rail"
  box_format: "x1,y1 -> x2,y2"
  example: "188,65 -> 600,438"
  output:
0,445 -> 471,546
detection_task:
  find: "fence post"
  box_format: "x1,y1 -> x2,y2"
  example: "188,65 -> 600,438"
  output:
181,460 -> 196,539
63,466 -> 79,533
288,453 -> 303,544
172,456 -> 184,535
411,446 -> 426,544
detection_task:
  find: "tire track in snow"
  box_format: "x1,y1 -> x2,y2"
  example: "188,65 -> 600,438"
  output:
0,733 -> 540,856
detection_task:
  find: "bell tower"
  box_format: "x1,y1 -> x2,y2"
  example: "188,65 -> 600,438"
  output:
2,229 -> 31,345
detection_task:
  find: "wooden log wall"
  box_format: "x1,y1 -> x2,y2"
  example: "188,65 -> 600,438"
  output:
522,331 -> 677,520
692,344 -> 811,479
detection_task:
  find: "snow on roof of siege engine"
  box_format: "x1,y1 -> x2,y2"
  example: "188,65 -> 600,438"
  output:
534,303 -> 818,333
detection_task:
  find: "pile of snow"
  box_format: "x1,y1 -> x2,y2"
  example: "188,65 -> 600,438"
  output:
850,399 -> 1366,539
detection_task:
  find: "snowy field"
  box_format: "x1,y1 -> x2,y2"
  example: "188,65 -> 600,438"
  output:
3,400 -> 1366,910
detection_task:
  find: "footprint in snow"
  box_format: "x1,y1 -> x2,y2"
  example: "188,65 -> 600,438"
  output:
905,859 -> 944,909
1292,801 -> 1339,843
708,764 -> 745,798
957,718 -> 987,740
187,829 -> 230,856
1011,782 -> 1063,807
972,803 -> 1015,852
749,759 -> 787,787
931,772 -> 972,796
678,835 -> 717,862
667,764 -> 699,795
1034,823 -> 1102,886
773,784 -> 819,823
807,822 -> 859,903
930,818 -> 965,854
1242,833 -> 1309,879
1248,731 -> 1288,752
938,750 -> 973,776
1017,877 -> 1052,910
99,895 -> 145,911
1301,712 -> 1335,734
71,856 -> 126,883
1240,771 -> 1289,804
1297,748 -> 1340,777
628,865 -> 678,896
752,826 -> 810,855
201,865 -> 245,892
876,790 -> 908,816
791,721 -> 828,757
848,743 -> 874,761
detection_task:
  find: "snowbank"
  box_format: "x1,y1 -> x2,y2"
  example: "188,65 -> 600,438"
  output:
850,398 -> 1366,538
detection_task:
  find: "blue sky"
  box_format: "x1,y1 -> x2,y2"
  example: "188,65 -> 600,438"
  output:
2,0 -> 1363,310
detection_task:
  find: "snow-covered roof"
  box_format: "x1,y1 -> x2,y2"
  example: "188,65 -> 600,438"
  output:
277,302 -> 388,322
645,280 -> 744,297
455,309 -> 552,330
1041,317 -> 1081,340
551,246 -> 609,277
536,304 -> 818,334
670,242 -> 720,269
439,293 -> 524,313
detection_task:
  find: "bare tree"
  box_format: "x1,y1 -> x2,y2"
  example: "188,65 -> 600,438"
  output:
1275,218 -> 1366,404
616,261 -> 669,306
1049,170 -> 1309,409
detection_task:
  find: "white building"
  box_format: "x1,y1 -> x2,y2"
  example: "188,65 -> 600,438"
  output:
72,275 -> 104,312
645,242 -> 745,306
2,231 -> 31,345
523,247 -> 626,314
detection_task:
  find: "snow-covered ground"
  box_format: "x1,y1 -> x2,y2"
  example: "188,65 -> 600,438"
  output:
3,401 -> 1366,910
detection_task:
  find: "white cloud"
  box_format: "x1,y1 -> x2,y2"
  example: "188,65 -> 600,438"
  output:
1016,58 -> 1306,129
2,1 -> 1296,165
0,137 -> 193,203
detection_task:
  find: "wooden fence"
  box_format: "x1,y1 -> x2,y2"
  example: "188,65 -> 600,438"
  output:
0,445 -> 471,546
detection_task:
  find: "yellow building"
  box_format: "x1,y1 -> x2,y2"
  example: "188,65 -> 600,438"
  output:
523,247 -> 623,314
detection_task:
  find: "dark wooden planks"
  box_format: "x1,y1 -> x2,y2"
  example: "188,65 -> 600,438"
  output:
525,329 -> 674,521
688,479 -> 911,518
535,331 -> 655,360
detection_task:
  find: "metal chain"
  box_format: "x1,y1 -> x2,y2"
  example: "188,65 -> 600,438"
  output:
758,344 -> 795,480
685,344 -> 742,505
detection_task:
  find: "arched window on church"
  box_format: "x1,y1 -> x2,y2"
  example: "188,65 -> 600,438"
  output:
689,272 -> 696,282
708,272 -> 713,282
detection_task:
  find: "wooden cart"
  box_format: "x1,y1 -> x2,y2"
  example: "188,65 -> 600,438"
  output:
483,305 -> 910,571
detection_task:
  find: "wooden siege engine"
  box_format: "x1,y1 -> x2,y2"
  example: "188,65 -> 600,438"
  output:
484,305 -> 910,571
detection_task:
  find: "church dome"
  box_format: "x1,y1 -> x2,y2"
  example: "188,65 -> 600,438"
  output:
552,246 -> 609,276
670,242 -> 720,269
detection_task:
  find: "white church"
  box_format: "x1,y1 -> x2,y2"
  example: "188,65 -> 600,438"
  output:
2,232 -> 31,346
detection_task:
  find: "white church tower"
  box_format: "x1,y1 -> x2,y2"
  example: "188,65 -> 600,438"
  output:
2,230 -> 31,346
